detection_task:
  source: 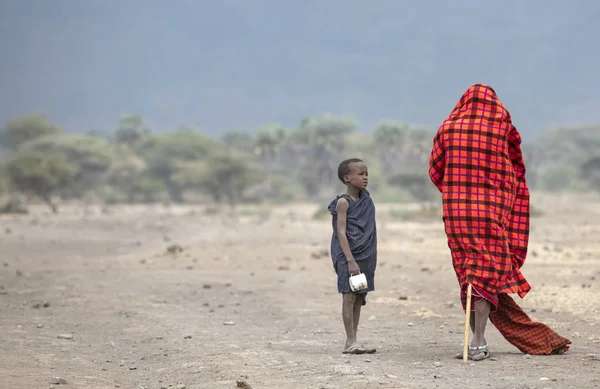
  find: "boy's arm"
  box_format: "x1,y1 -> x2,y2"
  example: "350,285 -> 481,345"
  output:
336,198 -> 360,276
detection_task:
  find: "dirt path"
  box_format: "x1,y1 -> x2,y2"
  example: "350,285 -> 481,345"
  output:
1,195 -> 599,389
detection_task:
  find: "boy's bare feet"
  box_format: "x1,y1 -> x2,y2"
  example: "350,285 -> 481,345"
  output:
342,344 -> 376,354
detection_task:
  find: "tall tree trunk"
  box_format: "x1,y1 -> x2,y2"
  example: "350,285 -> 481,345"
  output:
164,178 -> 184,203
40,194 -> 58,213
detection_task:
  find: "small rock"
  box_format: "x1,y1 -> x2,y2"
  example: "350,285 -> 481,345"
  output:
177,385 -> 187,389
166,244 -> 183,254
202,284 -> 212,289
236,379 -> 252,389
385,374 -> 397,379
398,296 -> 408,300
57,334 -> 74,340
277,265 -> 290,271
333,365 -> 355,375
407,322 -> 414,327
16,269 -> 23,277
129,366 -> 137,370
490,357 -> 498,361
184,335 -> 192,339
540,377 -> 550,381
365,359 -> 371,362
433,362 -> 442,367
51,377 -> 67,385
368,316 -> 376,321
223,321 -> 235,326
37,324 -> 44,328
421,267 -> 430,272
523,354 -> 531,359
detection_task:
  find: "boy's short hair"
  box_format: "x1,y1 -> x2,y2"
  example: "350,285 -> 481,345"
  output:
337,158 -> 364,184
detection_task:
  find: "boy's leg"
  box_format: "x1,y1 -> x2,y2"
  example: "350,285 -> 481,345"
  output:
342,293 -> 357,350
352,293 -> 363,335
352,294 -> 376,353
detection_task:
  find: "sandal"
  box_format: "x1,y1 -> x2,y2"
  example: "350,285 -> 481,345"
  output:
362,345 -> 377,354
469,345 -> 490,361
455,344 -> 490,361
343,345 -> 368,354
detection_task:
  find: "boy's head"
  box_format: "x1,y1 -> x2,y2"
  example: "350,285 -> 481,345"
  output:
337,158 -> 368,189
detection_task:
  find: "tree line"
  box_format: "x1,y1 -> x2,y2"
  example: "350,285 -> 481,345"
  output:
0,113 -> 598,213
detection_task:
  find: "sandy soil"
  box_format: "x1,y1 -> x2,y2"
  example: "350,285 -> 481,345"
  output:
1,193 -> 599,389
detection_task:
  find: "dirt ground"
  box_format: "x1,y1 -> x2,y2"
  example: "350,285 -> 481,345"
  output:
1,193 -> 599,389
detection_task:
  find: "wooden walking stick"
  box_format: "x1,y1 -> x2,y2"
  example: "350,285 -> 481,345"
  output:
463,283 -> 473,363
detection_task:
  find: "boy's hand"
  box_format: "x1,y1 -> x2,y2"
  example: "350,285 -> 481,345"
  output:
347,259 -> 360,276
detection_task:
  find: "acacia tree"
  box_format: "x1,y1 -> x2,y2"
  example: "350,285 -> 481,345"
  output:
115,115 -> 150,147
174,151 -> 264,205
3,113 -> 63,150
19,134 -> 115,198
580,156 -> 600,192
286,114 -> 357,197
372,122 -> 408,175
135,129 -> 217,202
6,152 -> 75,213
253,124 -> 287,169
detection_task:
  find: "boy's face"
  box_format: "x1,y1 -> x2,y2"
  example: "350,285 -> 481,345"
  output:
345,162 -> 368,189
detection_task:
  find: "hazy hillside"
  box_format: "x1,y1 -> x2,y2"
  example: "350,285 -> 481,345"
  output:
1,0 -> 600,138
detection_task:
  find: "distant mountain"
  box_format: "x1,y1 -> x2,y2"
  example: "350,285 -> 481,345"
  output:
1,0 -> 600,139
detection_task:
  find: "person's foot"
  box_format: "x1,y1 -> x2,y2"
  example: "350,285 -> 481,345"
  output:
344,339 -> 356,350
469,344 -> 490,361
454,344 -> 490,361
361,345 -> 376,354
342,344 -> 368,354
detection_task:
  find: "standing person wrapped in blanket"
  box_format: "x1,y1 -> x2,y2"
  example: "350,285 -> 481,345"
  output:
428,84 -> 571,361
328,158 -> 378,355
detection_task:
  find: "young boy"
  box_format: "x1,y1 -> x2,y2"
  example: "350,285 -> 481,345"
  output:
328,158 -> 377,355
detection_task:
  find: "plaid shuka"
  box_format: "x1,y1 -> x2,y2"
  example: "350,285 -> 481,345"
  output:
429,84 -> 531,297
430,84 -> 570,354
